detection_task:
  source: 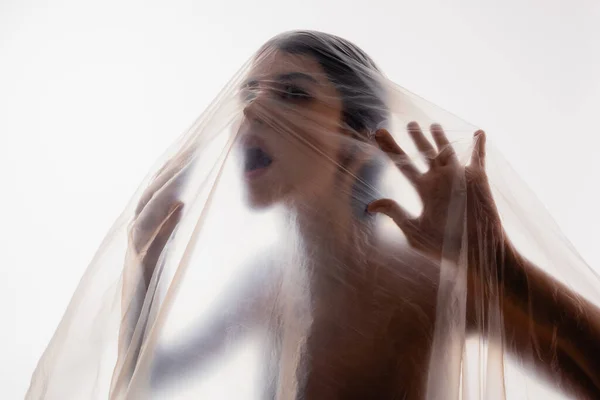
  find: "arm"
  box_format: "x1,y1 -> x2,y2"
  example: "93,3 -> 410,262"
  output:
113,149 -> 275,393
368,122 -> 600,398
149,267 -> 275,387
115,149 -> 192,384
467,234 -> 600,398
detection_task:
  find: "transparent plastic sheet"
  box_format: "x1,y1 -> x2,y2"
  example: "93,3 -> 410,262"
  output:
26,31 -> 600,400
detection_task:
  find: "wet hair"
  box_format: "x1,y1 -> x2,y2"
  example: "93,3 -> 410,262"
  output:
261,30 -> 389,136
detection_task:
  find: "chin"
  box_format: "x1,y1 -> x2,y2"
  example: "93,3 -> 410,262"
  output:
242,180 -> 283,211
243,192 -> 277,211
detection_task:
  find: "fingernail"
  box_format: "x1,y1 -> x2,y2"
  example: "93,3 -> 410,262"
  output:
474,129 -> 485,137
407,121 -> 419,129
431,123 -> 442,130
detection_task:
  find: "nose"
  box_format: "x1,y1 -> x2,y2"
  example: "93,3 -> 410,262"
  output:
243,83 -> 276,123
243,96 -> 264,123
243,101 -> 258,121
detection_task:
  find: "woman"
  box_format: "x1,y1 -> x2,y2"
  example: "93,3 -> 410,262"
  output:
40,31 -> 600,399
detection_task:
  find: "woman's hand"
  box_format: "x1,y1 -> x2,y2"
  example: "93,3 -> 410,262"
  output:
368,122 -> 502,262
369,123 -> 600,398
129,149 -> 195,286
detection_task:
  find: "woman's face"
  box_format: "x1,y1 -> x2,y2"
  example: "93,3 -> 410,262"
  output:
237,50 -> 351,209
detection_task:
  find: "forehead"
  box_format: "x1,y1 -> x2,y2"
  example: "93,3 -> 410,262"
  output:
246,50 -> 330,86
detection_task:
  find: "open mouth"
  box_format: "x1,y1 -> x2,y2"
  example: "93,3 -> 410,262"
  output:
244,146 -> 273,177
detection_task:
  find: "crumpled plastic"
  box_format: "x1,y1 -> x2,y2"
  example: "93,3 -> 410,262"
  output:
26,30 -> 600,400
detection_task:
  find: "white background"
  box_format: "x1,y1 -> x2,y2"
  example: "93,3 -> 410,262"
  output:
1,0 -> 599,398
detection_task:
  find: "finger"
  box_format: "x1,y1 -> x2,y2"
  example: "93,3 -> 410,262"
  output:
136,167 -> 182,217
135,169 -> 184,237
430,123 -> 450,149
407,122 -> 436,162
430,124 -> 457,165
374,128 -> 403,154
135,151 -> 195,217
133,200 -> 185,255
368,198 -> 412,229
374,129 -> 420,183
430,123 -> 456,160
471,130 -> 487,169
140,203 -> 184,284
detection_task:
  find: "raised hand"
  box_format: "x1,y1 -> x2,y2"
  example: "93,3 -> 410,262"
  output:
368,122 -> 502,262
129,149 -> 195,286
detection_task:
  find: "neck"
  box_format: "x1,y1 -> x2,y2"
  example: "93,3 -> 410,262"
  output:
279,194 -> 376,286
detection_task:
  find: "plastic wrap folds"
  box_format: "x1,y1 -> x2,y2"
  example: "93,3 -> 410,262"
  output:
27,31 -> 600,400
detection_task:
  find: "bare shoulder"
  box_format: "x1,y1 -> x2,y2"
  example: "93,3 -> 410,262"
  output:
371,236 -> 440,296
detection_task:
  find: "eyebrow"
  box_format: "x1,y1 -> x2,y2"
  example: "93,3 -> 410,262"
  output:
277,72 -> 318,83
242,72 -> 318,88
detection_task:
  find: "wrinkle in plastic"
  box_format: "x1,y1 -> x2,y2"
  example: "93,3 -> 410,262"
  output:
26,31 -> 600,400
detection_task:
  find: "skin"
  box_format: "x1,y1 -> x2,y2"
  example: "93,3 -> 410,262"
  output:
118,51 -> 600,399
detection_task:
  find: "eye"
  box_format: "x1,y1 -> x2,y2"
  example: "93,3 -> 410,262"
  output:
279,84 -> 312,102
242,88 -> 257,102
241,81 -> 259,102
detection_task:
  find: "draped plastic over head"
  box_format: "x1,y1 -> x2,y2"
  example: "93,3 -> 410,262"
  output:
27,31 -> 600,400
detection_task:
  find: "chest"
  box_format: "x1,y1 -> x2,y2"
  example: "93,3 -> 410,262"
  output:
273,260 -> 438,399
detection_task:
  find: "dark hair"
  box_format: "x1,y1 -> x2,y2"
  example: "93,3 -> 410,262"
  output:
261,30 -> 389,136
261,31 -> 388,219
